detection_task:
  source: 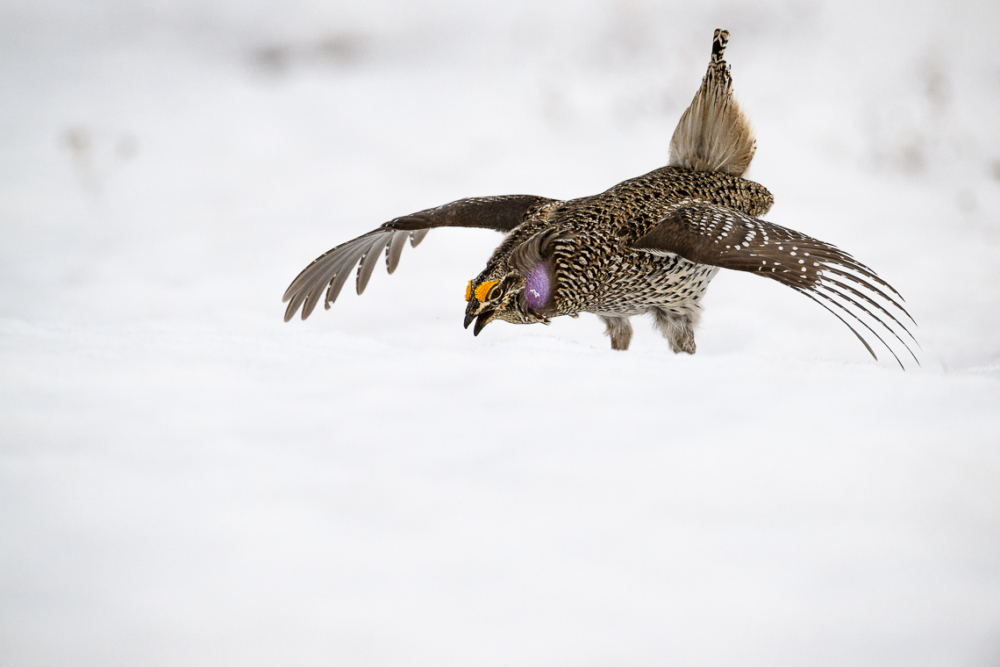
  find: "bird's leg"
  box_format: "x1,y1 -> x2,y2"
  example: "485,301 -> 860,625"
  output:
599,315 -> 633,351
650,306 -> 699,354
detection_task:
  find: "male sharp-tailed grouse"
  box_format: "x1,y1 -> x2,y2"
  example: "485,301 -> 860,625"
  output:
283,29 -> 918,367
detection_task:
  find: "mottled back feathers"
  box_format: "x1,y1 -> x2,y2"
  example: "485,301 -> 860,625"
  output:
281,29 -> 917,367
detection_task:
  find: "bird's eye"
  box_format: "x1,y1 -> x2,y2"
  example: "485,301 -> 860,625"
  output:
487,284 -> 502,301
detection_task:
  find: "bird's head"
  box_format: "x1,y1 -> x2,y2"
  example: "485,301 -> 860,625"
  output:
463,229 -> 563,335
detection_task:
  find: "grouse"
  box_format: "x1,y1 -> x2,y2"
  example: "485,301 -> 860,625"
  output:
283,29 -> 917,367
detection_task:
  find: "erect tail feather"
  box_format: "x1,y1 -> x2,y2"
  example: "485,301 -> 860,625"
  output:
669,29 -> 757,177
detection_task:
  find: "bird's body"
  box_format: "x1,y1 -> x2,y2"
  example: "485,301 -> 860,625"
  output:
469,166 -> 773,351
283,30 -> 917,365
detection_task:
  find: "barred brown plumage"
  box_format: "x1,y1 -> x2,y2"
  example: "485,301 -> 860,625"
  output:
282,29 -> 918,367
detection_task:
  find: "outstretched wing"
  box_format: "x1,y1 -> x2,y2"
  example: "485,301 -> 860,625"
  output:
283,195 -> 556,321
631,204 -> 918,367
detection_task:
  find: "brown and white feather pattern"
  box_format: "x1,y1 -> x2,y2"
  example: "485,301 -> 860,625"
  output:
631,203 -> 919,367
669,29 -> 757,177
282,195 -> 555,321
479,166 -> 771,319
282,29 -> 917,366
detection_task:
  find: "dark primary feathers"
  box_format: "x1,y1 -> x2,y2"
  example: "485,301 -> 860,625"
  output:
631,204 -> 919,367
282,195 -> 554,321
282,29 -> 917,367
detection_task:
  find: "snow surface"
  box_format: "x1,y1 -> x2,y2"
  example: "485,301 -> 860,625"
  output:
2,1 -> 1000,665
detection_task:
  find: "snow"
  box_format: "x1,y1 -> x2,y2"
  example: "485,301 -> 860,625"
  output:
2,1 -> 1000,665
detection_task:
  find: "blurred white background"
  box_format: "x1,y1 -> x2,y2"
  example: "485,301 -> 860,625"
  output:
2,1 -> 999,665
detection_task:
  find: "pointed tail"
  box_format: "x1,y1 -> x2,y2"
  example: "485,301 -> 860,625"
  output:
669,29 -> 758,177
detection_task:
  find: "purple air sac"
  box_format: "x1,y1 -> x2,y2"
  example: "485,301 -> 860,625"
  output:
524,262 -> 551,310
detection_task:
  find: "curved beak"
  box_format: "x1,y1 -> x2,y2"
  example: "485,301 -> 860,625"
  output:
472,309 -> 495,336
463,312 -> 476,329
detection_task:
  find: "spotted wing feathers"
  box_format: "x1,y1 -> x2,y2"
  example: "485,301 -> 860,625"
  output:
632,204 -> 918,367
282,195 -> 556,322
669,29 -> 757,177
